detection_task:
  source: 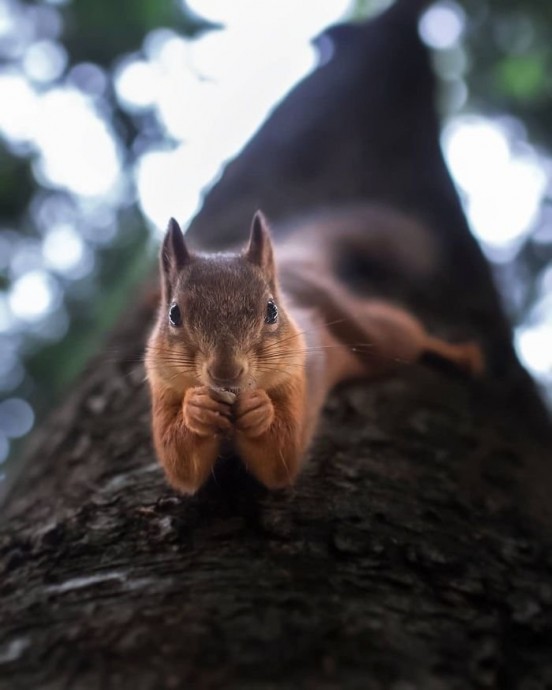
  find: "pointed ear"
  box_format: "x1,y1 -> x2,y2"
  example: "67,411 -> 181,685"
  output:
160,218 -> 189,301
246,211 -> 275,282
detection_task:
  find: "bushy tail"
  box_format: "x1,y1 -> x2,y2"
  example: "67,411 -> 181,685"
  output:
276,204 -> 440,288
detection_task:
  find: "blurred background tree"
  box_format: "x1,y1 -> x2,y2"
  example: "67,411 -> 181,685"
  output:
0,0 -> 550,496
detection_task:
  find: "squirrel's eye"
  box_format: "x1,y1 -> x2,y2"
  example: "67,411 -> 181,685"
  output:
169,303 -> 182,327
265,299 -> 278,325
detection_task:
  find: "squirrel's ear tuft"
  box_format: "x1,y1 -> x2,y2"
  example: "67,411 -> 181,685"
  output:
160,218 -> 189,300
246,211 -> 275,281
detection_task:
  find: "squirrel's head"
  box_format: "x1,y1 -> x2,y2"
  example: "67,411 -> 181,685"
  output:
150,211 -> 302,393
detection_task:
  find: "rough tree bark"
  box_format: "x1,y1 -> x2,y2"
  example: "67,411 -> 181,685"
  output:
1,3 -> 551,689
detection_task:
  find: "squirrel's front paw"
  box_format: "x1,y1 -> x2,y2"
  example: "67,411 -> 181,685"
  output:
183,386 -> 232,437
235,389 -> 275,438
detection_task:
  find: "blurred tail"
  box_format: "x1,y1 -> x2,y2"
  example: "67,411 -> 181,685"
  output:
277,204 -> 439,289
421,337 -> 486,378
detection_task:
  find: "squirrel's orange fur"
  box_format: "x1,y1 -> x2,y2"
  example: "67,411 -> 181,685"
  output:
145,210 -> 483,494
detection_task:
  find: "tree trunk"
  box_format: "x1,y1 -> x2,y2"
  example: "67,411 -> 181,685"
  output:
1,3 -> 551,689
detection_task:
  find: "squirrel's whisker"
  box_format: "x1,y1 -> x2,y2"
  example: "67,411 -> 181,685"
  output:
260,318 -> 349,352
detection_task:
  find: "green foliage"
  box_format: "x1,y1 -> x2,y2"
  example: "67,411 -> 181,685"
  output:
61,0 -> 210,66
350,0 -> 392,21
0,146 -> 33,219
496,54 -> 547,103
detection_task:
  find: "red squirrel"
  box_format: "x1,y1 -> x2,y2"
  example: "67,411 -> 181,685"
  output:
145,208 -> 483,494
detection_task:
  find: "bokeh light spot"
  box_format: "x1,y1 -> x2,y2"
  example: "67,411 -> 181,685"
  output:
0,433 -> 9,464
0,71 -> 37,141
0,295 -> 16,334
0,398 -> 34,439
114,58 -> 158,110
443,116 -> 546,250
68,62 -> 108,97
515,324 -> 552,379
42,224 -> 86,274
419,1 -> 465,50
23,39 -> 67,83
136,146 -> 202,230
32,87 -> 121,197
185,0 -> 353,39
8,269 -> 61,322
